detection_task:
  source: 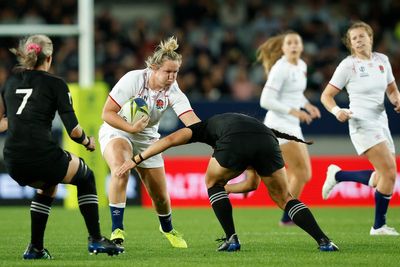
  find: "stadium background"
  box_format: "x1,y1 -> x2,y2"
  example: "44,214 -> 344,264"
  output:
0,0 -> 399,206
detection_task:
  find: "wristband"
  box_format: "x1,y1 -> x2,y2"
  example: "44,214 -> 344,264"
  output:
132,153 -> 145,164
138,153 -> 144,162
71,130 -> 86,144
330,106 -> 341,116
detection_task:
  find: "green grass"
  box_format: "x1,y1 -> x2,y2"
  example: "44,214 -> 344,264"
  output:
0,206 -> 399,267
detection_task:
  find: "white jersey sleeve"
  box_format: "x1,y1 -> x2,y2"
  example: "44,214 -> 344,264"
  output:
265,60 -> 287,92
167,82 -> 193,116
260,60 -> 291,114
382,54 -> 395,85
109,70 -> 144,107
329,58 -> 351,90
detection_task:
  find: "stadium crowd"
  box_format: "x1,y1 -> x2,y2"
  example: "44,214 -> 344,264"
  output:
0,0 -> 400,102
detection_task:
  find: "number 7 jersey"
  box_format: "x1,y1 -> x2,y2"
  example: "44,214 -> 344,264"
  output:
1,70 -> 75,162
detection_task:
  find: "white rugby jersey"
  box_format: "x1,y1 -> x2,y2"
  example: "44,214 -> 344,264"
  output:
104,68 -> 193,140
329,52 -> 395,120
261,56 -> 308,127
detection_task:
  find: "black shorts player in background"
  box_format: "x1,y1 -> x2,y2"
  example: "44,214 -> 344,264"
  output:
0,34 -> 123,259
116,113 -> 339,252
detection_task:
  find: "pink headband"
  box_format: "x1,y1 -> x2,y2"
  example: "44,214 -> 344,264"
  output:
26,43 -> 42,55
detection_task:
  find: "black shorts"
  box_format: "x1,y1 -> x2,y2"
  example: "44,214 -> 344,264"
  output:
4,150 -> 72,187
213,133 -> 284,176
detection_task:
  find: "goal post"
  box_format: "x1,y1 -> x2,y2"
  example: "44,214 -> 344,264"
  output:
0,0 -> 94,87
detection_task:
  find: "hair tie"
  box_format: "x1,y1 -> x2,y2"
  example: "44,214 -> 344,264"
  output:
26,43 -> 42,55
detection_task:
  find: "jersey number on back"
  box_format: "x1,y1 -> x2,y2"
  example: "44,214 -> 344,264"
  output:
16,88 -> 33,115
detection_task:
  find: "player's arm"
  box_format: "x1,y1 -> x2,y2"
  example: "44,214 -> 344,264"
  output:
101,96 -> 148,133
225,169 -> 261,194
179,110 -> 201,126
116,127 -> 193,176
55,80 -> 94,151
0,95 -> 8,132
321,84 -> 352,122
386,81 -> 400,113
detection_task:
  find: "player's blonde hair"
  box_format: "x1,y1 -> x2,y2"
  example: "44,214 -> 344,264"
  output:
343,21 -> 374,55
145,36 -> 182,69
10,34 -> 53,70
256,31 -> 300,76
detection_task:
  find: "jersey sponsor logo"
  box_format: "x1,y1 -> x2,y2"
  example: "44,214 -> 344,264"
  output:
359,66 -> 369,77
112,210 -> 121,216
155,99 -> 164,110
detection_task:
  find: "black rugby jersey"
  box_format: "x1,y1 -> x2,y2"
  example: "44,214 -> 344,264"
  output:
187,113 -> 276,147
1,70 -> 76,163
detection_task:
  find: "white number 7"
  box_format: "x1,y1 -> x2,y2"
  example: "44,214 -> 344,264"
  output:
16,88 -> 33,115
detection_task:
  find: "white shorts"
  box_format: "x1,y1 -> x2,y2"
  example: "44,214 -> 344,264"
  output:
349,118 -> 395,155
98,124 -> 164,168
265,122 -> 303,145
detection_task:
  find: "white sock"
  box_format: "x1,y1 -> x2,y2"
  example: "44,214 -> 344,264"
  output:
368,172 -> 376,187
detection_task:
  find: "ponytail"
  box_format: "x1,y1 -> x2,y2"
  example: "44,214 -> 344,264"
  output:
271,129 -> 313,145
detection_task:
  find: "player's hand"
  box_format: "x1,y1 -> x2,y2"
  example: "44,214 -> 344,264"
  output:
334,108 -> 352,122
131,115 -> 149,133
116,159 -> 137,176
304,103 -> 321,119
84,136 -> 96,152
290,109 -> 313,124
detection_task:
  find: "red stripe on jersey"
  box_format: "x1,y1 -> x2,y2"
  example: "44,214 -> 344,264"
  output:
328,83 -> 342,91
108,95 -> 121,108
178,109 -> 193,117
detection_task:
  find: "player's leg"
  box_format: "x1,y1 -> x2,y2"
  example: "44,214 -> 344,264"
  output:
280,142 -> 311,225
136,166 -> 187,248
205,157 -> 242,251
64,153 -> 124,255
261,167 -> 338,251
364,143 -> 399,235
102,138 -> 133,244
23,185 -> 56,260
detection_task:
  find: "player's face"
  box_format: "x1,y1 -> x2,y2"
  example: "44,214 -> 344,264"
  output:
349,27 -> 372,56
154,60 -> 181,88
282,34 -> 303,60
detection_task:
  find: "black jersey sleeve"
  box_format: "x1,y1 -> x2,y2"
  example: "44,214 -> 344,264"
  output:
55,79 -> 79,134
187,121 -> 206,143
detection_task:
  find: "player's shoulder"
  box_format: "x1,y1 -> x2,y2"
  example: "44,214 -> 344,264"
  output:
273,57 -> 287,69
39,71 -> 67,86
167,81 -> 183,94
372,52 -> 389,63
336,56 -> 354,69
269,57 -> 289,76
121,69 -> 146,80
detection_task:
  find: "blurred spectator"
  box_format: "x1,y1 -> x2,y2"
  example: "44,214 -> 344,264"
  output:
0,0 -> 399,103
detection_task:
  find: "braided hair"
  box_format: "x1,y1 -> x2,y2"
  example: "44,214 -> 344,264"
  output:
271,128 -> 313,145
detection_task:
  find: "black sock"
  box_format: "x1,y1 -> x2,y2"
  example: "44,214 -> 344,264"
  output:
30,193 -> 54,250
208,185 -> 235,239
374,190 -> 391,229
285,199 -> 328,244
159,212 -> 173,232
71,164 -> 102,241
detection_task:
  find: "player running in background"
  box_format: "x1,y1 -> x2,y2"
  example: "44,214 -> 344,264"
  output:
99,36 -> 200,248
116,113 -> 339,252
320,21 -> 400,235
225,32 -> 320,226
0,34 -> 123,259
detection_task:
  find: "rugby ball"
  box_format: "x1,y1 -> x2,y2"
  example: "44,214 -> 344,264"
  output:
118,97 -> 149,125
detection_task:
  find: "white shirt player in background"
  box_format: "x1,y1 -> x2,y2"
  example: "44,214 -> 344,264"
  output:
321,21 -> 400,235
225,32 -> 321,226
99,36 -> 201,247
